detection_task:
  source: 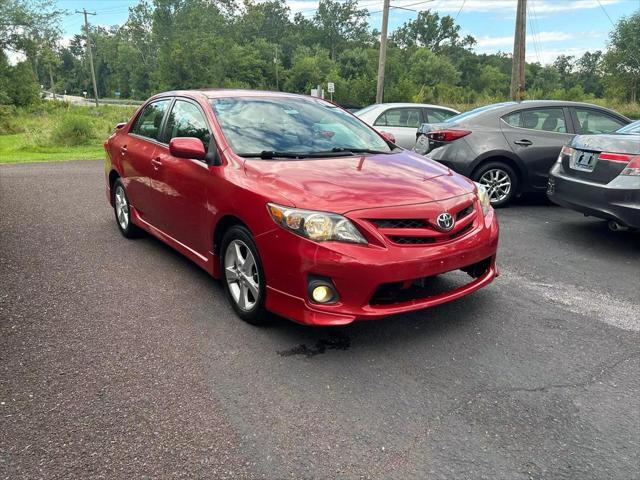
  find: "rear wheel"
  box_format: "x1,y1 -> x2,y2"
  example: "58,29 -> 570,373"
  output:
473,162 -> 518,208
220,225 -> 269,325
113,179 -> 142,238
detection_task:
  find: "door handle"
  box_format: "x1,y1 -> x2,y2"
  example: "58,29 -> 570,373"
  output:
514,139 -> 532,146
151,157 -> 162,169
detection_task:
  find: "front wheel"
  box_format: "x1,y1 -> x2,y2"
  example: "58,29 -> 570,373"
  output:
220,225 -> 269,325
473,162 -> 518,208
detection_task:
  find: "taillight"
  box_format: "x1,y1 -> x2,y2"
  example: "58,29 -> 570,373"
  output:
426,129 -> 471,142
598,152 -> 634,163
619,154 -> 640,176
557,146 -> 573,163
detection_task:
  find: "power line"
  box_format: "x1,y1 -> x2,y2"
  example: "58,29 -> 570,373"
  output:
596,0 -> 615,27
455,0 -> 466,20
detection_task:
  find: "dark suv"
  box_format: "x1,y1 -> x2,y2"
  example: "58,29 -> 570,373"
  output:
414,101 -> 630,206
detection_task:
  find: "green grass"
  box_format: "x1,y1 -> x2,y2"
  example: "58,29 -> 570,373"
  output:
0,102 -> 136,164
0,134 -> 104,163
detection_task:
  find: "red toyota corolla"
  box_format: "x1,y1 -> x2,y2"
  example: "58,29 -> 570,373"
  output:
104,90 -> 499,326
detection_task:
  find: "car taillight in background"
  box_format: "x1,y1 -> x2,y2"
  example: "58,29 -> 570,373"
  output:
426,130 -> 472,142
556,146 -> 573,163
596,152 -> 640,175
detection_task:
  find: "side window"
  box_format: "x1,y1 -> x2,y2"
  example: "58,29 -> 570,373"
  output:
375,108 -> 422,128
427,109 -> 456,123
165,100 -> 212,147
131,99 -> 171,141
502,108 -> 567,133
575,108 -> 625,134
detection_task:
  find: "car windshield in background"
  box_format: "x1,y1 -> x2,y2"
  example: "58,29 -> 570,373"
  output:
444,103 -> 514,124
211,97 -> 392,158
616,120 -> 640,134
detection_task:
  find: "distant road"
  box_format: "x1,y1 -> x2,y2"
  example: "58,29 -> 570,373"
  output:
43,92 -> 142,108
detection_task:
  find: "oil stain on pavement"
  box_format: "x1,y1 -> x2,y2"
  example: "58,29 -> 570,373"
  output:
277,331 -> 351,357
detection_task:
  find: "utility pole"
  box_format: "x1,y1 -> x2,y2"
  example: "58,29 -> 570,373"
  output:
510,0 -> 526,101
274,46 -> 279,91
375,0 -> 390,104
76,9 -> 99,107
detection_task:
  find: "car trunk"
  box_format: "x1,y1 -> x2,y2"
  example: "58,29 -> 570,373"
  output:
560,134 -> 640,185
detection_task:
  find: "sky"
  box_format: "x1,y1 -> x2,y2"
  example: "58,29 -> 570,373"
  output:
54,0 -> 639,65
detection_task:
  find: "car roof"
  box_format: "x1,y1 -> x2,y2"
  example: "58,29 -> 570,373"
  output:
150,88 -> 314,101
364,102 -> 459,111
451,100 -> 630,122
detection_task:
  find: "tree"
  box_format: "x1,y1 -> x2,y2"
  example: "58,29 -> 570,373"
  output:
391,10 -> 474,52
313,0 -> 370,61
603,10 -> 640,102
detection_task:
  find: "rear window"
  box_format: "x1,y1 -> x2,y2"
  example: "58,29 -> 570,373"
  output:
616,120 -> 640,134
445,103 -> 514,123
503,108 -> 567,133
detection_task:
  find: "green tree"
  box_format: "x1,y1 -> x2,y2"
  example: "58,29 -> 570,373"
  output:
313,0 -> 370,61
603,10 -> 640,102
391,10 -> 474,52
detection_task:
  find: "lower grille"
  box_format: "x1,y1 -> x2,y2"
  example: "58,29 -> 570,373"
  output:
369,257 -> 492,305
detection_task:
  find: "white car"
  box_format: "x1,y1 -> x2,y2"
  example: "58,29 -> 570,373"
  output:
355,103 -> 459,149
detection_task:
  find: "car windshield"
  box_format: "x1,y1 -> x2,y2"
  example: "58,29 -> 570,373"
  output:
616,120 -> 640,134
211,96 -> 392,158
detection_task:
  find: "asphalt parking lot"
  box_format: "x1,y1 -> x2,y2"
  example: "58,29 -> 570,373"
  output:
1,160 -> 638,479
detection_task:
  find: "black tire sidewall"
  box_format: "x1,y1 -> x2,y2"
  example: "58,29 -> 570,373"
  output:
473,162 -> 518,208
220,225 -> 268,325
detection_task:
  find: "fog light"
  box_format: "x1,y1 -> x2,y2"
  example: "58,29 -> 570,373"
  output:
308,276 -> 339,304
312,285 -> 332,303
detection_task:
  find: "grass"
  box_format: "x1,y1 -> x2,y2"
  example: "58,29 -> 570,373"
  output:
0,103 -> 136,164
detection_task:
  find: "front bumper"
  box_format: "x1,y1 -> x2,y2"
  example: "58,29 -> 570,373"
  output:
548,166 -> 640,229
255,209 -> 499,326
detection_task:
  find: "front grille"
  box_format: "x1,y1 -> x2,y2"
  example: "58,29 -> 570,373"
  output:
371,218 -> 429,229
456,204 -> 474,220
389,236 -> 436,245
368,202 -> 477,246
370,257 -> 492,305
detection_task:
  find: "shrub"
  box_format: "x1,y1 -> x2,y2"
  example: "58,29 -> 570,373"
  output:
0,105 -> 25,134
50,115 -> 95,146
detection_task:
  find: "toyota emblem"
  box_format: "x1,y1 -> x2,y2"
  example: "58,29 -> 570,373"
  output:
436,212 -> 454,231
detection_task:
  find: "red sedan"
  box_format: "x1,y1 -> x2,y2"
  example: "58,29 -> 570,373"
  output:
104,90 -> 499,326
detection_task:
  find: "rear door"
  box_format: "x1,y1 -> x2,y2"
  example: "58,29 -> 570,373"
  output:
123,98 -> 172,219
151,98 -> 213,257
501,106 -> 574,189
373,107 -> 424,149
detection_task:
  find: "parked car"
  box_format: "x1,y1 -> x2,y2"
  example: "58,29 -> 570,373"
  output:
104,90 -> 499,326
547,120 -> 640,231
355,103 -> 459,149
414,101 -> 631,206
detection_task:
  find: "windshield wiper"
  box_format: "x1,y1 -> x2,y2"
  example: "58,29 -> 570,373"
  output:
330,147 -> 390,155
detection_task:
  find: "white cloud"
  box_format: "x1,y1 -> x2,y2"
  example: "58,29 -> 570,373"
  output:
421,0 -> 623,14
475,31 -> 575,48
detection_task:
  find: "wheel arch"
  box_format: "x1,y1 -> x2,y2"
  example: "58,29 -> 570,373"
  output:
108,169 -> 121,205
213,215 -> 251,257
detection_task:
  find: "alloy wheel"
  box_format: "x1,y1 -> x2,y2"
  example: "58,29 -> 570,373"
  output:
224,239 -> 260,311
114,185 -> 129,230
479,168 -> 512,203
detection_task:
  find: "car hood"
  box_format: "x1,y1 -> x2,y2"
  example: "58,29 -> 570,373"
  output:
243,151 -> 474,213
572,134 -> 640,155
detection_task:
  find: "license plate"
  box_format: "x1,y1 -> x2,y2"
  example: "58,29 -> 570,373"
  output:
571,150 -> 596,171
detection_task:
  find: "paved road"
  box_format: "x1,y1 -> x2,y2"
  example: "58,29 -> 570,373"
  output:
1,160 -> 638,479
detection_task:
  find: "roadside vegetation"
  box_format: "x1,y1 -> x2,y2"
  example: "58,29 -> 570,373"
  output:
0,103 -> 135,163
0,0 -> 638,164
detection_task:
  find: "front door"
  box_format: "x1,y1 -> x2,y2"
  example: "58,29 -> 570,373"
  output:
150,98 -> 214,258
501,107 -> 574,189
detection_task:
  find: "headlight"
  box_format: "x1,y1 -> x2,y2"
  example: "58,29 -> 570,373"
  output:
474,182 -> 491,216
267,203 -> 367,244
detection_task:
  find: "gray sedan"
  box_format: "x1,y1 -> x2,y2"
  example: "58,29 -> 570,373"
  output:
547,120 -> 640,231
414,101 -> 630,206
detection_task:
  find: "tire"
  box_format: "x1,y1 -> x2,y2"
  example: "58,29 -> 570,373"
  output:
220,225 -> 269,325
112,178 -> 143,238
472,161 -> 519,208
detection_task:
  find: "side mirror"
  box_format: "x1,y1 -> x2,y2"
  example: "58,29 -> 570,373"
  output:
115,122 -> 126,130
379,131 -> 396,144
169,137 -> 206,160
